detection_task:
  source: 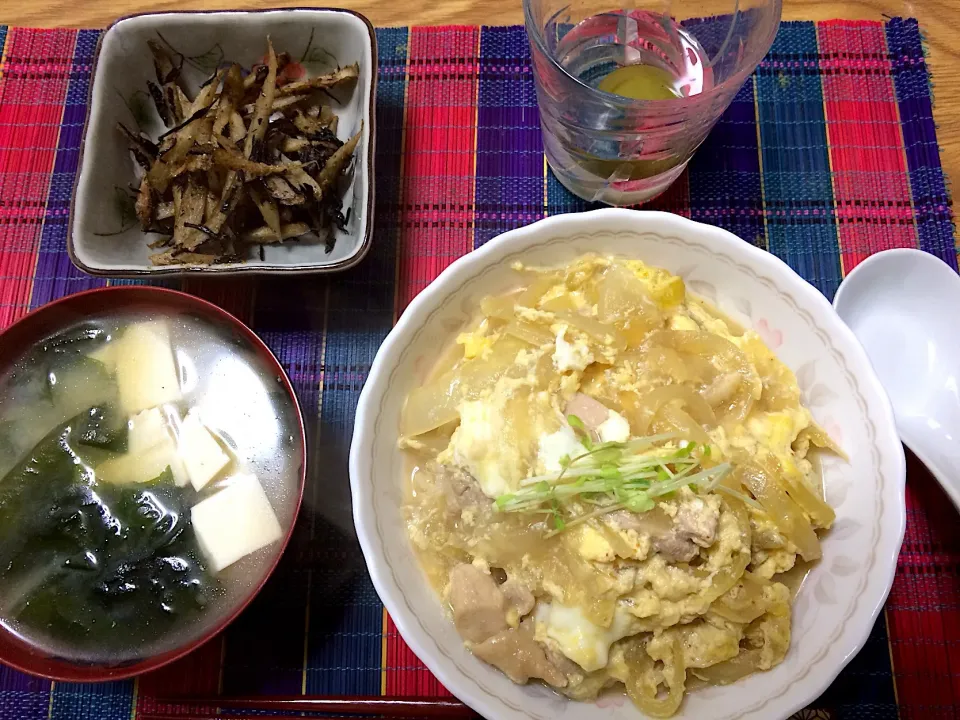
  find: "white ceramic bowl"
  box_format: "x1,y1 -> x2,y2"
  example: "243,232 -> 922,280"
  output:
70,9 -> 376,276
351,209 -> 906,720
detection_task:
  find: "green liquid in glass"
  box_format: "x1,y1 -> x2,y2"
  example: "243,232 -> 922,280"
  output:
596,64 -> 683,101
572,64 -> 685,184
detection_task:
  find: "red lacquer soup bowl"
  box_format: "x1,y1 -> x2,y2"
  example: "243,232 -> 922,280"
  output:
0,287 -> 306,681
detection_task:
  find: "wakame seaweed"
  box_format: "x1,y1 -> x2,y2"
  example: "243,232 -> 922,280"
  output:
39,323 -> 111,374
76,405 -> 128,452
0,419 -> 15,461
38,321 -> 109,354
5,322 -> 113,406
0,419 -> 213,651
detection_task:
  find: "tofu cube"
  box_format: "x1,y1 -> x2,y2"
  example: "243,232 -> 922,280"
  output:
128,407 -> 176,452
97,435 -> 187,486
190,474 -> 283,573
178,410 -> 230,491
87,341 -> 116,368
114,321 -> 183,414
97,406 -> 188,486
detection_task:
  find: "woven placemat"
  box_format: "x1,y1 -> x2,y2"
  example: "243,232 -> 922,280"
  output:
0,18 -> 955,720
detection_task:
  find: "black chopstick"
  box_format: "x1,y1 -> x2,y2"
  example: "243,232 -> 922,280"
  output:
142,716 -> 440,720
149,694 -> 478,718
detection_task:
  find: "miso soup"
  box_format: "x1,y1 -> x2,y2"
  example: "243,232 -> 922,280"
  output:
0,310 -> 302,664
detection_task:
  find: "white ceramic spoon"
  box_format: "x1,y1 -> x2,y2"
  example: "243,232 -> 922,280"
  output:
833,248 -> 960,509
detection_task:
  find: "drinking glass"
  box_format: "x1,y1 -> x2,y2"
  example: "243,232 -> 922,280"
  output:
524,0 -> 782,205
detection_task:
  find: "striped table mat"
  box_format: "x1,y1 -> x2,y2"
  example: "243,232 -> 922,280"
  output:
0,16 -> 956,720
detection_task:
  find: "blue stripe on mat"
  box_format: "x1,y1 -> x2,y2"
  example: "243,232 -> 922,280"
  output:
816,613 -> 899,719
301,305 -> 388,696
221,26 -> 409,698
755,21 -> 842,298
544,144 -> 607,215
49,680 -> 133,720
301,27 -> 409,696
218,324 -> 315,693
0,665 -> 49,720
688,80 -> 765,247
886,17 -> 957,269
546,167 -> 593,216
474,26 -> 544,248
220,537 -> 311,694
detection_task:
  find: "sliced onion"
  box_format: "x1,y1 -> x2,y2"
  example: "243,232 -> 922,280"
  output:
620,385 -> 717,438
759,455 -> 835,530
690,648 -> 762,686
480,292 -> 520,321
516,271 -> 562,308
551,309 -> 625,351
736,463 -> 821,561
401,334 -> 528,437
504,319 -> 555,347
712,573 -> 767,624
624,637 -> 687,718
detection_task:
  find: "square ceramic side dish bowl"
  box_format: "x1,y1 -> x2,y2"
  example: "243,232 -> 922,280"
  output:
70,9 -> 376,276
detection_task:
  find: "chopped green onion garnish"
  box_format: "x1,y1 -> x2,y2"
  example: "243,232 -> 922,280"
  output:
567,413 -> 594,449
496,430 -> 730,534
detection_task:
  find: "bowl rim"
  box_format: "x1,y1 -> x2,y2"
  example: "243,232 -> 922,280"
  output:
67,7 -> 378,278
0,285 -> 308,682
350,208 -> 907,720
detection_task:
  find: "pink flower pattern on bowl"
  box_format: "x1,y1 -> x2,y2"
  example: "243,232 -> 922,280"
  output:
756,317 -> 783,349
822,418 -> 844,446
595,693 -> 627,709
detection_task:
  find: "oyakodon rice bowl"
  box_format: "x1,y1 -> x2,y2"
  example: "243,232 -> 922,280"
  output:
350,209 -> 905,720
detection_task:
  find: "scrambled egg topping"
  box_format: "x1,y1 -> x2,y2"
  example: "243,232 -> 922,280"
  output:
440,379 -> 561,498
624,259 -> 686,307
536,602 -> 639,672
554,325 -> 594,373
403,256 -> 838,715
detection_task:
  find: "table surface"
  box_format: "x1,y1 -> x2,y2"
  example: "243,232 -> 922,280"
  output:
1,0 -> 958,197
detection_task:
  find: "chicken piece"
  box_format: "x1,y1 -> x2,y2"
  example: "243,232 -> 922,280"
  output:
544,641 -> 617,701
751,518 -> 786,551
543,641 -> 587,682
653,497 -> 720,562
471,621 -> 567,688
607,499 -> 719,563
436,464 -> 488,516
448,564 -> 507,643
675,497 -> 718,548
565,393 -> 611,433
652,533 -> 699,563
623,498 -> 719,562
606,508 -> 673,535
501,578 -> 535,621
